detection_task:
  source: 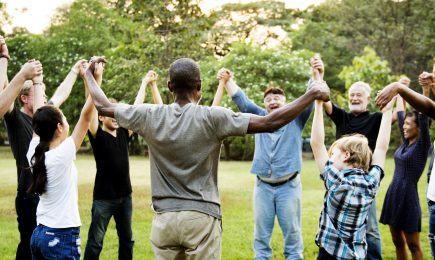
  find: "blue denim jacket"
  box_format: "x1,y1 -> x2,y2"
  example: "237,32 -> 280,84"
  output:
232,88 -> 313,178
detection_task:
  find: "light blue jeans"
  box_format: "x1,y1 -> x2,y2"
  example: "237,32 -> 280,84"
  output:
367,200 -> 382,260
254,175 -> 303,260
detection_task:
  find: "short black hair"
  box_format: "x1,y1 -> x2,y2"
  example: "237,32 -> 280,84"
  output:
168,58 -> 201,91
405,111 -> 420,128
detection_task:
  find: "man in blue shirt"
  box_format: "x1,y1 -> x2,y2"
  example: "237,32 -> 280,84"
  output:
214,69 -> 313,259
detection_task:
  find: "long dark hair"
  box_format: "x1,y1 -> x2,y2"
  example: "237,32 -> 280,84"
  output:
28,105 -> 64,195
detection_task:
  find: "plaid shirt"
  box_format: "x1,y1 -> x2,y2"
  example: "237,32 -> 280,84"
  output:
315,160 -> 384,259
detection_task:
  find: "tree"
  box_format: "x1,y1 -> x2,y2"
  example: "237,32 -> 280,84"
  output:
338,46 -> 398,110
292,0 -> 435,89
206,1 -> 299,56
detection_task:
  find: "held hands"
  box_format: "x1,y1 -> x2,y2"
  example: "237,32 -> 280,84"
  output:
418,71 -> 434,88
311,81 -> 330,102
143,70 -> 158,85
398,76 -> 411,87
87,56 -> 107,75
310,54 -> 324,81
0,35 -> 10,60
217,68 -> 232,84
381,95 -> 397,112
375,82 -> 403,110
72,59 -> 87,78
20,60 -> 43,81
93,62 -> 104,79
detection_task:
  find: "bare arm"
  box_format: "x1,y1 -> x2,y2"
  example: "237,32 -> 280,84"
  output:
135,71 -> 149,105
212,68 -> 232,106
212,80 -> 225,107
1,61 -> 43,116
310,55 -> 333,115
371,98 -> 396,168
310,100 -> 329,172
323,101 -> 333,115
87,62 -> 103,137
49,59 -> 86,107
144,71 -> 163,105
149,82 -> 163,105
71,95 -> 95,151
84,57 -> 117,118
248,83 -> 330,133
0,37 -> 8,95
376,82 -> 435,119
225,79 -> 240,97
128,70 -> 155,136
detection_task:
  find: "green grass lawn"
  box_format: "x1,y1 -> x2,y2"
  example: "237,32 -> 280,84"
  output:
0,147 -> 431,259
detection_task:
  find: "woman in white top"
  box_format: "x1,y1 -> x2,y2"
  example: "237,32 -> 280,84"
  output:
26,60 -> 102,259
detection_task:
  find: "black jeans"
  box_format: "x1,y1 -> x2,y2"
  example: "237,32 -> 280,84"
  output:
317,247 -> 337,260
15,192 -> 39,260
84,195 -> 134,260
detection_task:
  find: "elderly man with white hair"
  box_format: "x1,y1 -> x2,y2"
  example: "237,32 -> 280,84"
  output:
311,56 -> 403,260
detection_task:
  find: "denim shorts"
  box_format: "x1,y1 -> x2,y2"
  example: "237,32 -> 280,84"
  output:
30,224 -> 81,260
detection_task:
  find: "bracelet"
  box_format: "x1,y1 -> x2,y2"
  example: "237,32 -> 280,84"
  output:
70,69 -> 79,75
33,82 -> 43,86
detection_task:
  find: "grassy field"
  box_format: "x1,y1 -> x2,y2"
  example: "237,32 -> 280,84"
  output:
0,146 -> 431,259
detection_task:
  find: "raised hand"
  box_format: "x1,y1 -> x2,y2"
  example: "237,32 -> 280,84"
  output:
143,70 -> 158,85
418,71 -> 433,88
312,81 -> 330,102
93,62 -> 104,79
217,68 -> 232,83
381,95 -> 397,112
398,76 -> 411,87
310,54 -> 324,80
19,60 -> 43,80
72,59 -> 87,77
0,35 -> 9,59
375,82 -> 402,110
88,56 -> 107,74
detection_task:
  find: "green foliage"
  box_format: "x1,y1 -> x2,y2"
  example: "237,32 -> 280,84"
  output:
1,0 -> 433,154
338,46 -> 398,99
208,1 -> 298,56
292,0 -> 435,89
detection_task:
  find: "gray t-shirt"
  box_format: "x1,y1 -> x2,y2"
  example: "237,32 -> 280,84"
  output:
115,102 -> 250,218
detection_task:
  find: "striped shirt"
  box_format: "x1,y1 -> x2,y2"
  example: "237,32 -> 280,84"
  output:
315,160 -> 384,259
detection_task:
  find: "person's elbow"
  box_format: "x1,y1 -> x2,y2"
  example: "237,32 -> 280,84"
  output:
310,138 -> 323,151
247,117 -> 275,134
95,102 -> 115,118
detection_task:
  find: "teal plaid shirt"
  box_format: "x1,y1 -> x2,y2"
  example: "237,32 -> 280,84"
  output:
315,160 -> 384,259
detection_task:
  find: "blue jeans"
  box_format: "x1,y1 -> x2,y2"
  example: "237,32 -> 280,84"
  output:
428,200 -> 435,258
367,200 -> 382,260
84,195 -> 134,260
254,176 -> 303,260
30,224 -> 80,260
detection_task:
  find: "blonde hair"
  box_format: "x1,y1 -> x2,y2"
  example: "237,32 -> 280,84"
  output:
328,134 -> 372,171
349,81 -> 371,96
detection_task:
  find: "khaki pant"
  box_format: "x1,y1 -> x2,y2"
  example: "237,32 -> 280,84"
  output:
150,211 -> 222,260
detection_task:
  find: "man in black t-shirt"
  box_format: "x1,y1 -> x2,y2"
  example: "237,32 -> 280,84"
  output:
83,68 -> 162,260
3,57 -> 85,259
310,57 -> 404,260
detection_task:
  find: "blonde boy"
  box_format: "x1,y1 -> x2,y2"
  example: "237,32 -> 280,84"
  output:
310,95 -> 395,259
